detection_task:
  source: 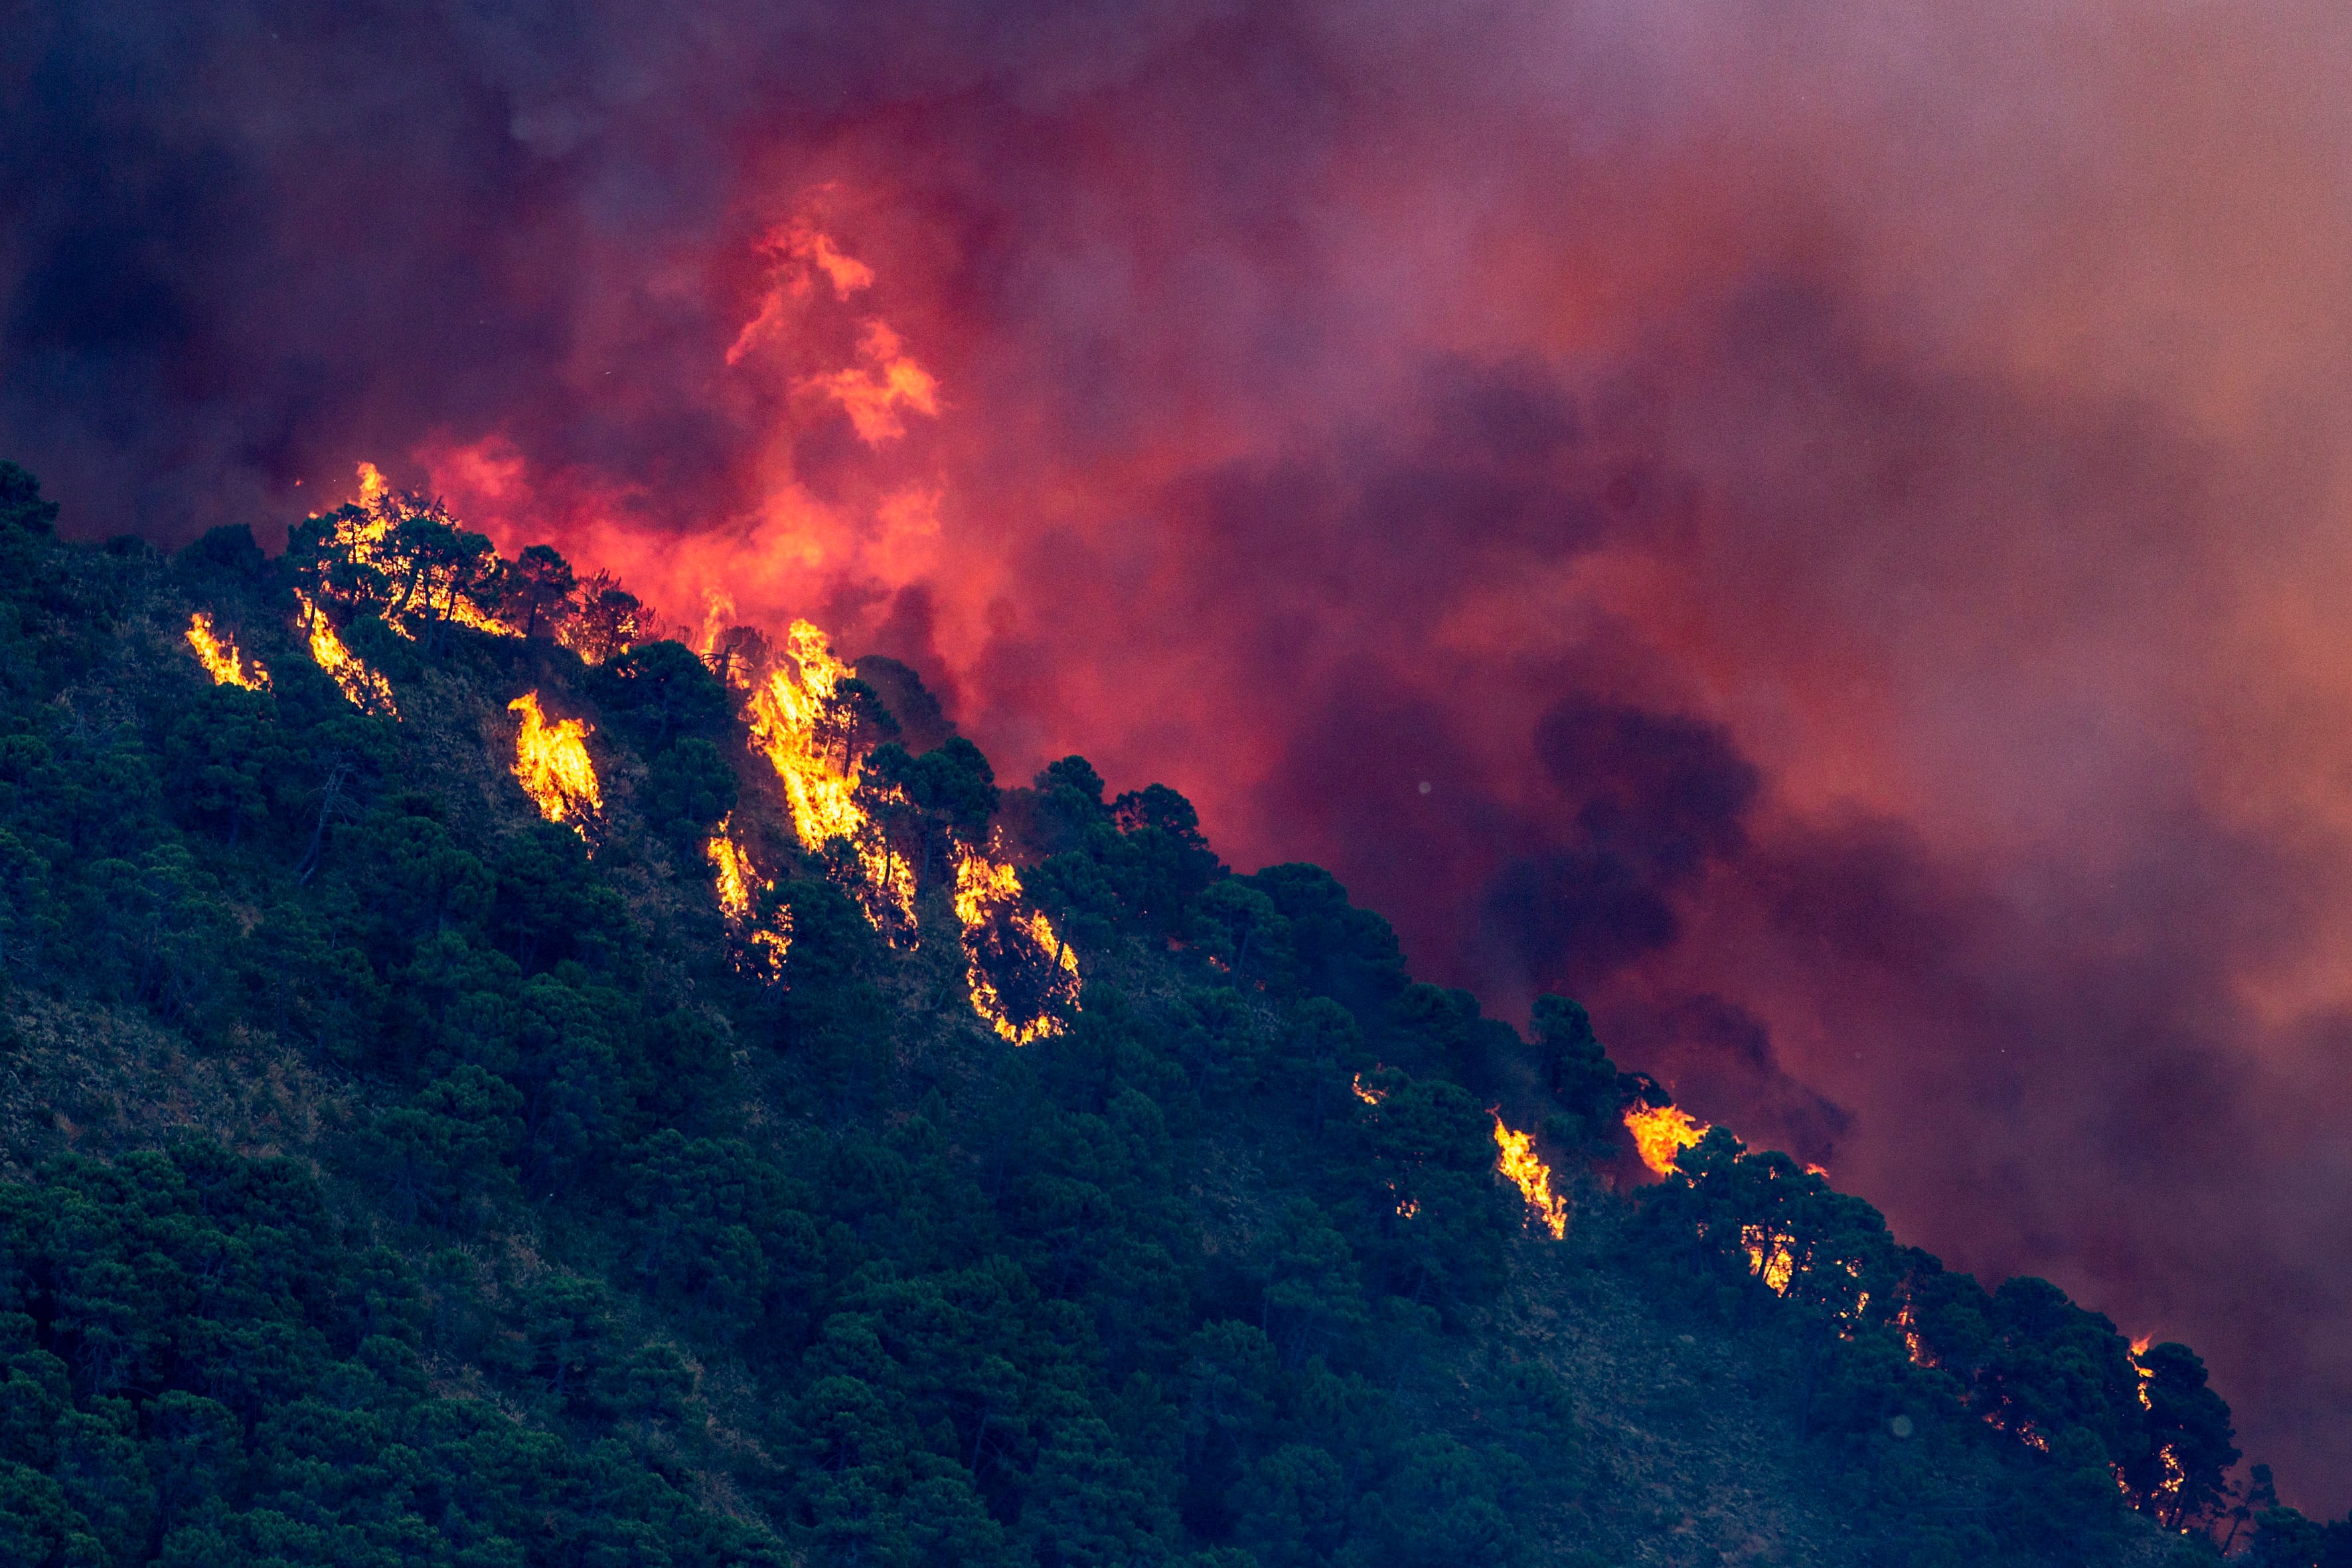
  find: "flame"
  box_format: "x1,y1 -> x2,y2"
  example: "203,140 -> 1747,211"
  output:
329,463 -> 401,586
293,590 -> 399,717
1492,1113 -> 1568,1239
447,593 -> 520,638
308,463 -> 522,641
1897,1302 -> 1928,1366
185,612 -> 268,690
706,819 -> 789,980
806,319 -> 939,445
356,460 -> 390,506
696,591 -> 738,666
744,619 -> 916,938
1740,1223 -> 1797,1293
508,692 -> 601,832
709,826 -> 758,926
1352,1073 -> 1387,1105
1625,1104 -> 1710,1175
952,840 -> 1081,1045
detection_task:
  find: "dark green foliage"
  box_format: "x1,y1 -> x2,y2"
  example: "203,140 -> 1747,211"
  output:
1530,995 -> 1638,1149
589,639 -> 734,748
506,543 -> 579,639
854,655 -> 953,753
2127,1342 -> 2238,1528
0,463 -> 58,535
0,1146 -> 776,1565
0,461 -> 2272,1565
171,526 -> 266,583
1241,864 -> 1407,1019
859,736 -> 1001,888
643,735 -> 742,846
2246,1466 -> 2352,1567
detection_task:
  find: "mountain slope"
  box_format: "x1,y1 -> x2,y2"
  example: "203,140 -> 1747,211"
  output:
0,461 -> 2246,1567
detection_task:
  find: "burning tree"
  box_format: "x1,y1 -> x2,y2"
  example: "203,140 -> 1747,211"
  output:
953,842 -> 1081,1044
509,692 -> 602,839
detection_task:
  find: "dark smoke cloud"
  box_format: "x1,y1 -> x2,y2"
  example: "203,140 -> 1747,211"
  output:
1482,696 -> 1761,995
9,0 -> 2352,1508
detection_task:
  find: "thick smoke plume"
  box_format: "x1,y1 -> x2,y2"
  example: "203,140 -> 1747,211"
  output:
10,0 -> 2352,1506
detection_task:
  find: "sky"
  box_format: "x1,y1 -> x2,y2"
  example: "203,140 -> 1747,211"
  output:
7,0 -> 2352,1509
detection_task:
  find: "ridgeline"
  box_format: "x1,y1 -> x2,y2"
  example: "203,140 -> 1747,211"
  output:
0,459 -> 2330,1567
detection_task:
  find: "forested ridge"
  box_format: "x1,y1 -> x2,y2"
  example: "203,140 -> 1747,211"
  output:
0,457 -> 2334,1567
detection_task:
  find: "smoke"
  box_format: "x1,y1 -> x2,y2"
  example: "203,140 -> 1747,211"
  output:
10,0 -> 2352,1507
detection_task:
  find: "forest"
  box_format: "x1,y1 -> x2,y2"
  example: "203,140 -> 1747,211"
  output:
0,455 -> 2340,1567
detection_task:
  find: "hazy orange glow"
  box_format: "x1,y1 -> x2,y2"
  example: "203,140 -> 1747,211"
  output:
185,611 -> 268,690
292,589 -> 398,718
952,838 -> 1081,1044
807,320 -> 939,445
509,691 -> 601,833
728,224 -> 879,365
1625,1105 -> 1710,1176
1492,1113 -> 1568,1239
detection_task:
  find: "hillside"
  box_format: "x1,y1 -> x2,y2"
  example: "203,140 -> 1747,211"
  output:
0,457 -> 2292,1567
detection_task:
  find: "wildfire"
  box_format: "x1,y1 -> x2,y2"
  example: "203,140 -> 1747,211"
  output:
1492,1114 -> 1568,1239
1352,1073 -> 1387,1106
293,590 -> 399,717
1897,1302 -> 1928,1366
744,619 -> 915,938
509,692 -> 601,833
952,840 -> 1081,1045
706,820 -> 789,980
306,464 -> 524,642
1740,1223 -> 1797,1294
185,612 -> 268,690
1625,1104 -> 1710,1175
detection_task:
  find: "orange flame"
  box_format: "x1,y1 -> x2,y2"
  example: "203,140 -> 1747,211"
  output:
293,590 -> 399,717
1741,1223 -> 1797,1293
1897,1302 -> 1928,1366
185,611 -> 268,690
952,840 -> 1081,1045
312,463 -> 522,642
1492,1113 -> 1568,1239
508,692 -> 601,833
355,460 -> 391,507
1624,1103 -> 1710,1175
1352,1073 -> 1387,1106
706,819 -> 789,980
744,619 -> 917,938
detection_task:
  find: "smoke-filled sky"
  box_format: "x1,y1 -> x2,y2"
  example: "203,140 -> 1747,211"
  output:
10,0 -> 2352,1506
